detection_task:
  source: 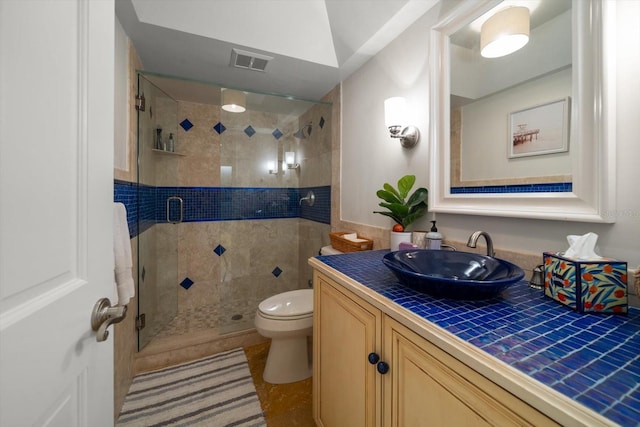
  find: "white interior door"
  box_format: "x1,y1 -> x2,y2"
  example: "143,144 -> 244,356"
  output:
0,1 -> 115,426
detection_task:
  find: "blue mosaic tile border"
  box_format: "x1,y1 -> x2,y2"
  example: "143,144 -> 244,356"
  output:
300,185 -> 331,224
114,180 -> 138,238
138,183 -> 156,235
114,180 -> 331,236
155,186 -> 299,222
316,250 -> 640,427
451,182 -> 572,194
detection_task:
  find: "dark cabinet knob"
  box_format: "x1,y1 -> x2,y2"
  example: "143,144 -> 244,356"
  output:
376,361 -> 389,375
368,352 -> 380,364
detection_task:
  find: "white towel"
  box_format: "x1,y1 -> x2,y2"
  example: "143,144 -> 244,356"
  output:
114,202 -> 135,306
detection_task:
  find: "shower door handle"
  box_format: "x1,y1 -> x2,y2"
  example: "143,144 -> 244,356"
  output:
167,196 -> 183,224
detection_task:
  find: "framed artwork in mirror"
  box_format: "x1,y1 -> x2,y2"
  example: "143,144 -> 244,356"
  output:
508,97 -> 570,158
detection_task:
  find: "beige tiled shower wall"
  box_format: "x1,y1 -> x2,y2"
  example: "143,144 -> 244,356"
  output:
158,218 -> 302,338
298,92 -> 335,288
175,101 -> 219,187
150,98 -> 333,341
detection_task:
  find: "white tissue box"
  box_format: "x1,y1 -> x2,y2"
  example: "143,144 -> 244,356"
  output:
543,252 -> 627,314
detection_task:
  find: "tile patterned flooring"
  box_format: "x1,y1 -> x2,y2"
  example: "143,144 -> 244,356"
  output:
244,342 -> 315,427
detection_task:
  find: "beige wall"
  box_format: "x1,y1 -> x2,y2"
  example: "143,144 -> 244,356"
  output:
113,38 -> 141,419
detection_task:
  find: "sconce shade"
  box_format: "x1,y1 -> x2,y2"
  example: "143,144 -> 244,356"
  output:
481,6 -> 530,59
384,97 -> 407,128
285,152 -> 295,165
221,89 -> 246,113
285,151 -> 300,169
267,159 -> 278,174
383,96 -> 419,148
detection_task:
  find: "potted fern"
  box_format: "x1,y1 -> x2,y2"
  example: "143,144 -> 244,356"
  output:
373,175 -> 428,250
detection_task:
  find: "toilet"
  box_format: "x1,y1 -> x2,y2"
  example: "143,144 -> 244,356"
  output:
254,289 -> 314,384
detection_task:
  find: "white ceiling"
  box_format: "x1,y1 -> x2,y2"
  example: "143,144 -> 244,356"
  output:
115,0 -> 439,103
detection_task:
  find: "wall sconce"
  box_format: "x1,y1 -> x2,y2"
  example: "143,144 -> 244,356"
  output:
267,160 -> 278,174
285,151 -> 300,169
480,6 -> 530,58
221,89 -> 246,113
384,97 -> 420,148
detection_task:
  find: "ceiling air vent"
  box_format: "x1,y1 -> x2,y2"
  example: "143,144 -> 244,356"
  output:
230,48 -> 273,72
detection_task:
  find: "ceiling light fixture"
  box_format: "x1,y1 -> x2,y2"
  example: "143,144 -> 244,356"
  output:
221,89 -> 246,113
480,6 -> 530,59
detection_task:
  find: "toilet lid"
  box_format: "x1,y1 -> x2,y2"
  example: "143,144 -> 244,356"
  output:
258,289 -> 313,318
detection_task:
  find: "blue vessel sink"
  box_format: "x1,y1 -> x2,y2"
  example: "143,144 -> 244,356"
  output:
382,250 -> 524,300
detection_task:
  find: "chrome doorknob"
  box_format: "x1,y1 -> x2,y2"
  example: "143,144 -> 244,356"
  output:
91,298 -> 127,342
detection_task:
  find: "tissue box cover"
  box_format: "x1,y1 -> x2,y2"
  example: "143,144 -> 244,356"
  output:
543,252 -> 627,314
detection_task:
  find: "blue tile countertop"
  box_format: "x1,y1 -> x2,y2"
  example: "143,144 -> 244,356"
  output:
314,250 -> 640,427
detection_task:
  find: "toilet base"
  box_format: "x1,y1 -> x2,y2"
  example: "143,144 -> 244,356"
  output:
263,336 -> 311,384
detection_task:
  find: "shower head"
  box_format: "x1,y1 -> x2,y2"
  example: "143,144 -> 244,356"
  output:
294,122 -> 313,139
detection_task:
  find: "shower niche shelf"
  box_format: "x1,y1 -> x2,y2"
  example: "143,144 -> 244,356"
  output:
152,149 -> 185,156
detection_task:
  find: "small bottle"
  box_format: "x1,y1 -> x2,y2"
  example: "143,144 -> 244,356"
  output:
156,128 -> 163,150
168,133 -> 175,152
426,221 -> 442,250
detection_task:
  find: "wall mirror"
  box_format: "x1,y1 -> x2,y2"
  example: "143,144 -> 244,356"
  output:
429,0 -> 616,222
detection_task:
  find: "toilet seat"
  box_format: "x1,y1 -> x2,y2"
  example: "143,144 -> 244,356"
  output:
257,311 -> 312,321
258,289 -> 313,320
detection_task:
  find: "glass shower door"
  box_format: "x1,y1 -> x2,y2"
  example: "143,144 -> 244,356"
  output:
216,90 -> 332,335
136,74 -> 180,350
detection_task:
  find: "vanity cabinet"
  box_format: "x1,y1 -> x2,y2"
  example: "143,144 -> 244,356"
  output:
313,270 -> 382,427
313,271 -> 558,427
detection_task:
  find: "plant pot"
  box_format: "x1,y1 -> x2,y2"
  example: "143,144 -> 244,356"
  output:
390,231 -> 413,251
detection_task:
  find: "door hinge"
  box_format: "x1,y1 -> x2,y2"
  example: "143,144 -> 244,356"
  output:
136,313 -> 146,331
135,93 -> 146,111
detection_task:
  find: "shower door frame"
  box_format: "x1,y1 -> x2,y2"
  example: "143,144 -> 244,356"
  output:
136,73 -> 181,351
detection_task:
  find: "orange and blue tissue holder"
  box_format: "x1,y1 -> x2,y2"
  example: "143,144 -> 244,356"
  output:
543,252 -> 628,314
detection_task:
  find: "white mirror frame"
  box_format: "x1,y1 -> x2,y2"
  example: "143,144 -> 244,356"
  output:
429,0 -> 616,223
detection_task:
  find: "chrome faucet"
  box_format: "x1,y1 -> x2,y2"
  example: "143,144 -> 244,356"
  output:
466,231 -> 495,257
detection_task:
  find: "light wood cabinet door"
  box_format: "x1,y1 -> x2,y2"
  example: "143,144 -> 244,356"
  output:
313,272 -> 383,427
383,317 -> 559,427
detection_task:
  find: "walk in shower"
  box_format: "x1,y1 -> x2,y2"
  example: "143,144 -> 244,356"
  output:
136,72 -> 332,351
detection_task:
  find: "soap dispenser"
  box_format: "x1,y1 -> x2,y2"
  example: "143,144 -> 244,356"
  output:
426,221 -> 442,250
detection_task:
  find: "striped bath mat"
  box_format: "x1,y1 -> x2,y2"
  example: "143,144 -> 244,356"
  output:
117,348 -> 266,427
